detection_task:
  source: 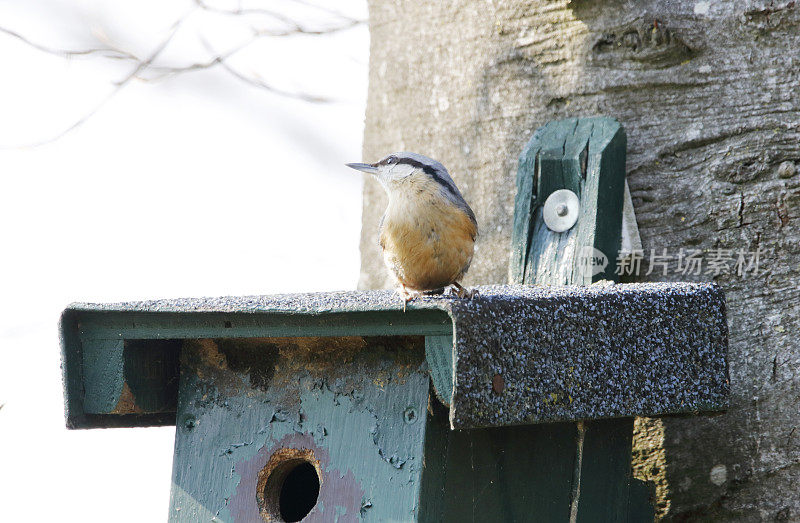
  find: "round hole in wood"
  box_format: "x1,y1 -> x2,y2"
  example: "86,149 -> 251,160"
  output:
257,448 -> 321,522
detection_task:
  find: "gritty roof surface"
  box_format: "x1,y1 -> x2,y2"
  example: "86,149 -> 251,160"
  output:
69,282 -> 705,314
63,282 -> 729,429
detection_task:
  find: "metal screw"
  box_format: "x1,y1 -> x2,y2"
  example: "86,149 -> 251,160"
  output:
403,407 -> 418,424
183,415 -> 196,430
556,203 -> 569,217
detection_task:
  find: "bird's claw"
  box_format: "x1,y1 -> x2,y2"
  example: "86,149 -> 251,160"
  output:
398,286 -> 422,312
450,282 -> 478,299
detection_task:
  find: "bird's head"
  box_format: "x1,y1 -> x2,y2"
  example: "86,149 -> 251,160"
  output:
346,151 -> 476,224
347,152 -> 458,195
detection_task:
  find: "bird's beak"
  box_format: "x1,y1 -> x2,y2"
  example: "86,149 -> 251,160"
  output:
346,162 -> 378,175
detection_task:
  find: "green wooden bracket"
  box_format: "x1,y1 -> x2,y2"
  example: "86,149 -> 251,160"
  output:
505,116 -> 653,522
510,117 -> 627,285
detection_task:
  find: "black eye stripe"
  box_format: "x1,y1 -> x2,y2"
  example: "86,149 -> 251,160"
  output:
395,158 -> 459,194
378,154 -> 477,226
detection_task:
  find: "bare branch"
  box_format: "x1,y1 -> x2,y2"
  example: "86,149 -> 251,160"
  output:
2,12 -> 192,149
133,17 -> 359,85
0,1 -> 362,147
195,0 -> 361,24
0,25 -> 138,61
194,0 -> 303,26
201,38 -> 331,103
253,19 -> 362,38
112,13 -> 190,86
283,0 -> 363,21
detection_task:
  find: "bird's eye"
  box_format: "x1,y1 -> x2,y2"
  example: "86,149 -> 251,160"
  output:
386,156 -> 396,164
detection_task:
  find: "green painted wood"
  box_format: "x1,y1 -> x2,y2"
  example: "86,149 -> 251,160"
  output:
60,309 -> 87,428
509,117 -> 626,285
420,411 -> 579,522
417,399 -> 450,523
424,335 -> 454,407
506,117 -> 653,521
509,126 -> 542,283
77,337 -> 181,416
169,336 -> 432,522
576,418 -> 637,523
81,338 -> 124,414
69,309 -> 450,425
627,472 -> 656,521
77,309 -> 452,340
420,415 -> 651,522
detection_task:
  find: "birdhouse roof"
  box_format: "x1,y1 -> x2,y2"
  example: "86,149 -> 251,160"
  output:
61,283 -> 729,430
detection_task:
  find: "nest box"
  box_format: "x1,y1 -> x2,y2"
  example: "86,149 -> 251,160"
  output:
59,117 -> 729,522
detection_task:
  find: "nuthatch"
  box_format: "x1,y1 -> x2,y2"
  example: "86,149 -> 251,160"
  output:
347,152 -> 477,303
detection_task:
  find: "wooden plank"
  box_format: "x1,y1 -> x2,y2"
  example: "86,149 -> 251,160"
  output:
417,400 -> 450,522
77,309 -> 452,341
424,335 -> 454,406
524,119 -> 585,285
122,339 -> 180,413
78,338 -> 182,416
70,309 -> 449,424
509,127 -> 543,284
584,118 -> 627,283
427,417 -> 577,522
575,418 -> 635,523
80,338 -> 124,414
169,336 -> 431,522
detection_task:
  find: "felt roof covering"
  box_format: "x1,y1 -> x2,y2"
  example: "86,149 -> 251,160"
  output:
61,283 -> 728,429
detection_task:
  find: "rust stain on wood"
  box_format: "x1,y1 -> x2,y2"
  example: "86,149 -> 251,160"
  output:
110,381 -> 143,414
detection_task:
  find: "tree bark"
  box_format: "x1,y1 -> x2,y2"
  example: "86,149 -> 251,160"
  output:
359,0 -> 799,520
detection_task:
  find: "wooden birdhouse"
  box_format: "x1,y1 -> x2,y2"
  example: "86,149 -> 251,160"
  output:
60,117 -> 729,522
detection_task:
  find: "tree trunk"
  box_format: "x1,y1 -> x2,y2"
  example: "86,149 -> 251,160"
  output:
359,0 -> 800,519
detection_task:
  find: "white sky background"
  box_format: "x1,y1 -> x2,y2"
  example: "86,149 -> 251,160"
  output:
0,1 -> 368,520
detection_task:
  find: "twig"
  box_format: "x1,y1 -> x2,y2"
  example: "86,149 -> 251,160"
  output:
252,19 -> 361,37
201,38 -> 330,103
140,16 -> 360,82
196,0 -> 360,23
0,1 -> 361,147
0,26 -> 137,61
2,11 -> 192,149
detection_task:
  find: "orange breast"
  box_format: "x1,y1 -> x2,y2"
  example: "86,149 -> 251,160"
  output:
380,191 -> 476,291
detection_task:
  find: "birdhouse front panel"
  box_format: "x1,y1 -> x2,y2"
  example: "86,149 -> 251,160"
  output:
170,336 -> 431,522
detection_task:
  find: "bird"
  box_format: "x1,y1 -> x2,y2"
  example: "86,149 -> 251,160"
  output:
346,152 -> 477,305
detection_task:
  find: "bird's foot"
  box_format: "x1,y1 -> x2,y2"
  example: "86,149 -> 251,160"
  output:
450,282 -> 478,299
398,285 -> 422,312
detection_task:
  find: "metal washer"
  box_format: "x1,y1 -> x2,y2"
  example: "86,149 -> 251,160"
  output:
542,189 -> 580,232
